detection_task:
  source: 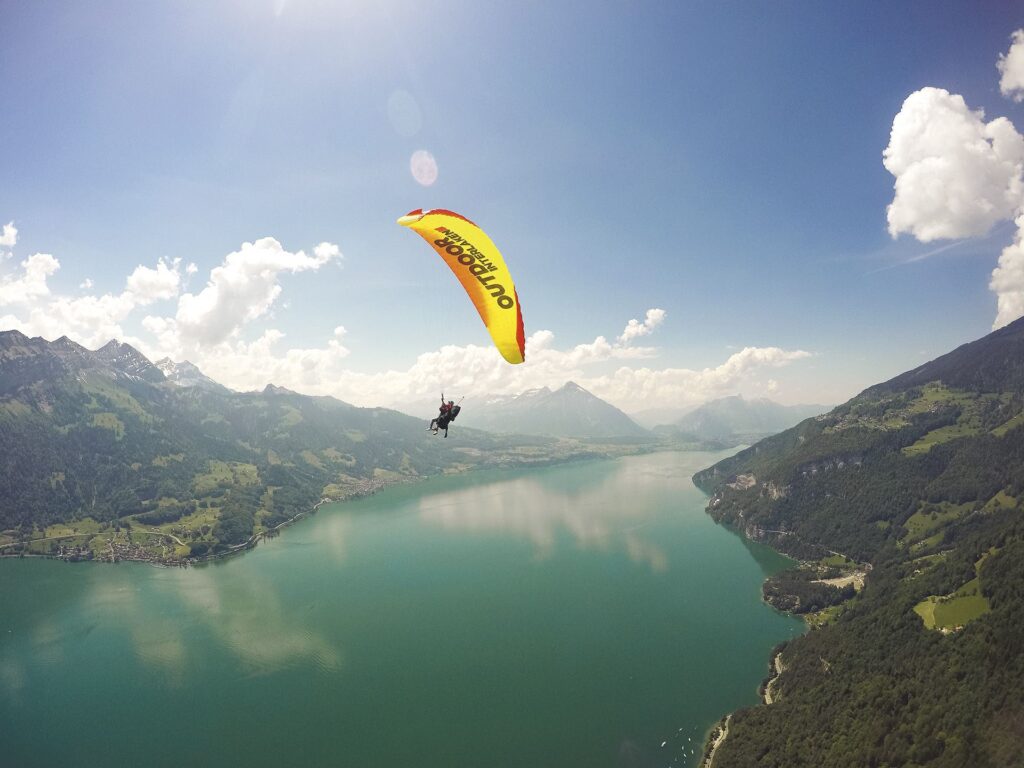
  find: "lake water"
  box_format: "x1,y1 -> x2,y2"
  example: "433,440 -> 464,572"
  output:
0,450 -> 803,768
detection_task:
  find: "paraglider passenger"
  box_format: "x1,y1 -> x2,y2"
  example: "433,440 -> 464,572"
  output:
440,400 -> 455,438
429,394 -> 452,434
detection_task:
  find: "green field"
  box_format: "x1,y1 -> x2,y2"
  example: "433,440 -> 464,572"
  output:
300,450 -> 325,469
193,460 -> 260,494
982,489 -> 1018,512
81,374 -> 151,420
152,453 -> 185,467
914,587 -> 989,631
903,422 -> 979,455
992,411 -> 1024,437
902,502 -> 972,544
279,405 -> 303,426
898,385 -> 1014,455
91,412 -> 125,439
805,603 -> 849,628
913,562 -> 992,631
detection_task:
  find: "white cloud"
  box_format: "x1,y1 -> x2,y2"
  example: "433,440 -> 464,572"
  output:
580,346 -> 812,412
169,237 -> 341,348
185,262 -> 198,275
998,29 -> 1024,102
0,226 -> 810,413
0,253 -> 60,304
125,258 -> 180,304
990,213 -> 1024,328
170,318 -> 809,415
882,87 -> 1024,242
175,327 -> 352,394
0,222 -> 17,248
618,307 -> 666,344
881,85 -> 1024,325
80,278 -> 94,290
0,232 -> 186,347
20,293 -> 138,347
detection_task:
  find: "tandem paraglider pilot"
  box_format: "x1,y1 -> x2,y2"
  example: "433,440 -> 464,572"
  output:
428,394 -> 460,438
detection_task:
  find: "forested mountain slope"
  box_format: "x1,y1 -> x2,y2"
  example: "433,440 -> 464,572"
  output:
693,317 -> 1024,767
0,331 -> 608,560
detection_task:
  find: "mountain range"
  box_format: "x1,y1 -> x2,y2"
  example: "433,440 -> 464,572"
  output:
0,330 -> 637,562
155,357 -> 228,392
461,381 -> 649,438
655,395 -> 829,442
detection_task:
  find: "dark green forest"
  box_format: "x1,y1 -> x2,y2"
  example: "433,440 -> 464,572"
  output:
695,317 -> 1024,767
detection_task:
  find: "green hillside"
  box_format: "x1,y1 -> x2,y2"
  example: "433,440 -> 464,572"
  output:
694,318 -> 1024,767
0,331 -> 647,563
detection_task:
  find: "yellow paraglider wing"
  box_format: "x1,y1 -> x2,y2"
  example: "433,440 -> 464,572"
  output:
397,209 -> 525,364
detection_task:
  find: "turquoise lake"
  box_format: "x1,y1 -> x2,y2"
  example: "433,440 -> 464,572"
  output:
0,450 -> 803,767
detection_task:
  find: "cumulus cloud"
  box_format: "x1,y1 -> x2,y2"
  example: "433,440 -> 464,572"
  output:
0,231 -> 187,347
126,258 -> 181,304
172,318 -> 809,414
0,222 -> 17,248
883,87 -> 1024,242
169,237 -> 341,348
0,226 -> 810,413
16,293 -> 139,347
173,326 -> 353,394
999,29 -> 1024,102
990,213 -> 1024,328
80,278 -> 94,290
618,307 -> 666,344
580,346 -> 811,412
0,253 -> 60,304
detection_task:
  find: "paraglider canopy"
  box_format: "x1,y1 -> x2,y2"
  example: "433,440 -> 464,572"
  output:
398,209 -> 525,364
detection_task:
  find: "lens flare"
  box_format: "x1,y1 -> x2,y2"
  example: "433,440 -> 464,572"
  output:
410,150 -> 438,186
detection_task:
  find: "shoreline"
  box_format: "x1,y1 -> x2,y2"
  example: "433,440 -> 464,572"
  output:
697,512 -> 863,763
0,476 -> 409,567
699,714 -> 731,768
0,445 -> 671,568
762,651 -> 784,705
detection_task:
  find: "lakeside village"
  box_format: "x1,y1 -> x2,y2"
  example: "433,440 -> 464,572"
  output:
0,476 -> 392,566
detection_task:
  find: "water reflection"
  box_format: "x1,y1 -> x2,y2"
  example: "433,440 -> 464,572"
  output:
86,575 -> 188,685
31,620 -> 65,666
417,459 -> 670,571
319,514 -> 352,564
171,569 -> 343,675
0,450 -> 802,768
82,567 -> 343,681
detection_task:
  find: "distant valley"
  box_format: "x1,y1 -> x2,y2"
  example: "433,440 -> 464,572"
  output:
653,395 -> 829,444
460,381 -> 650,439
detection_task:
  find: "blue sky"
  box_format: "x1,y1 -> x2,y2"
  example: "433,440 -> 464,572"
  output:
2,1 -> 1024,412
